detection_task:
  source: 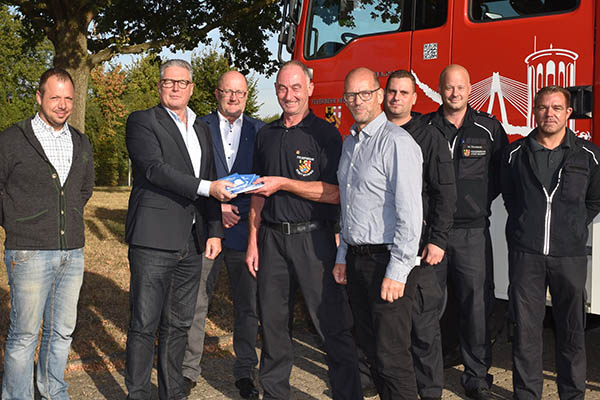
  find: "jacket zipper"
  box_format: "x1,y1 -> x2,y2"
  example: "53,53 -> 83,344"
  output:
448,136 -> 458,159
542,168 -> 563,255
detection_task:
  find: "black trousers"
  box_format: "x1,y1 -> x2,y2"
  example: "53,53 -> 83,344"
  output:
508,251 -> 587,400
257,225 -> 362,400
446,227 -> 493,392
126,232 -> 203,400
183,247 -> 258,382
411,260 -> 447,398
346,250 -> 418,400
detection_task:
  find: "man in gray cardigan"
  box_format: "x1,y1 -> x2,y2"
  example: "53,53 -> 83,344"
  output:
0,68 -> 94,400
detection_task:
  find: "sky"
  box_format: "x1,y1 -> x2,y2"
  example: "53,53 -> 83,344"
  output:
118,32 -> 287,119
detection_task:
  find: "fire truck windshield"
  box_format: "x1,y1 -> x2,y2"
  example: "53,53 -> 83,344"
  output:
304,0 -> 448,60
304,0 -> 409,60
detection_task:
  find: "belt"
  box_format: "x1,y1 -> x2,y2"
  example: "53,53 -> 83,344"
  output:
347,244 -> 392,255
263,221 -> 326,235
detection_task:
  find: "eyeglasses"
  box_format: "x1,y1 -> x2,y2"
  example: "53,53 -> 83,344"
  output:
343,88 -> 380,103
160,79 -> 192,89
217,88 -> 247,98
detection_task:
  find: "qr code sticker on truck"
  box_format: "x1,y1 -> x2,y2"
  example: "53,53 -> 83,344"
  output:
424,43 -> 438,60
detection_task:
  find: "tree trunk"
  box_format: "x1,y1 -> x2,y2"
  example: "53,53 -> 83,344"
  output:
50,17 -> 91,133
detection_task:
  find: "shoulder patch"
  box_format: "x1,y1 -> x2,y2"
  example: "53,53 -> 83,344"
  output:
474,109 -> 496,120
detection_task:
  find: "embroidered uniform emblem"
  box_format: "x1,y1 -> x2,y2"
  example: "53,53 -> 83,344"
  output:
463,148 -> 471,157
296,155 -> 315,177
299,159 -> 312,174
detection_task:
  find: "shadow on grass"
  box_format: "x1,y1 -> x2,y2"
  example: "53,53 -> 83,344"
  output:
70,271 -> 132,399
85,219 -> 106,241
94,207 -> 127,241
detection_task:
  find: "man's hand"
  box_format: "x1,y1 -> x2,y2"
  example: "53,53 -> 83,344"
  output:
205,237 -> 222,260
246,243 -> 259,278
210,180 -> 237,202
222,204 -> 240,229
421,243 -> 445,265
333,263 -> 347,285
380,277 -> 405,303
250,176 -> 286,197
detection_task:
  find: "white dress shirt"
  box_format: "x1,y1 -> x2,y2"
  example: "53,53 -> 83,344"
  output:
218,111 -> 243,171
164,106 -> 211,197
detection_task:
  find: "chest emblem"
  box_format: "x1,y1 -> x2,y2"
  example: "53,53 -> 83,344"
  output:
463,148 -> 471,157
296,155 -> 315,176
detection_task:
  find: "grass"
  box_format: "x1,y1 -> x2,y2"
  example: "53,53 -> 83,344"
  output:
0,187 -> 312,372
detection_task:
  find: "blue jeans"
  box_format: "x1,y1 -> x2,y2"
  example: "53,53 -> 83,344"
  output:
2,248 -> 84,400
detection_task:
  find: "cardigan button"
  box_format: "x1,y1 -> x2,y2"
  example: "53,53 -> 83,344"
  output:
60,230 -> 65,235
52,173 -> 57,179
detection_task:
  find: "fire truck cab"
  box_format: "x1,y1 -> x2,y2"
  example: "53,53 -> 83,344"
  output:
278,0 -> 600,314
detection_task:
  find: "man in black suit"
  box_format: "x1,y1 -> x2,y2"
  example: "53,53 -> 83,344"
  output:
124,59 -> 234,400
182,71 -> 264,399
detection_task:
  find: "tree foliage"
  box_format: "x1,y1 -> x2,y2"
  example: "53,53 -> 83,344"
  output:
88,64 -> 129,185
0,5 -> 53,131
189,49 -> 261,118
122,54 -> 161,114
2,0 -> 281,132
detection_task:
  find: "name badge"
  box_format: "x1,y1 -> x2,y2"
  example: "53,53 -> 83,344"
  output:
462,143 -> 487,158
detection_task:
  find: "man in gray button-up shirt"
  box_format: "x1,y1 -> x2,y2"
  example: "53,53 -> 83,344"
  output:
333,67 -> 423,400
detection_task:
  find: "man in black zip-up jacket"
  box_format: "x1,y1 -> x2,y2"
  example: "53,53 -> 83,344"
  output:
385,70 -> 456,400
424,65 -> 508,400
0,68 -> 94,400
501,86 -> 600,399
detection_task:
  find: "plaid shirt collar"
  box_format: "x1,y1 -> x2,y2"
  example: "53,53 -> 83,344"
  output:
32,113 -> 71,138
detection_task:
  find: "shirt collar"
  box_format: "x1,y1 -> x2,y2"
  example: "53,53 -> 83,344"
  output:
350,111 -> 387,139
273,109 -> 316,129
529,128 -> 571,152
164,106 -> 196,127
32,113 -> 70,137
217,110 -> 243,127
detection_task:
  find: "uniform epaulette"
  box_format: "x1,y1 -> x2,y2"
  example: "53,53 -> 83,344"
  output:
473,109 -> 496,120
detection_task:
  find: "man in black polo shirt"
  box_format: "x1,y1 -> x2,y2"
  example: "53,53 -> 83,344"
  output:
246,60 -> 361,400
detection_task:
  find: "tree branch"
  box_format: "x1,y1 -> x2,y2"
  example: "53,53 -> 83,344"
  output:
89,39 -> 171,66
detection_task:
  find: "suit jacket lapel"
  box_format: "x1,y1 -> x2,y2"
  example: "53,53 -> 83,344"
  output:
206,112 -> 228,174
155,105 -> 195,175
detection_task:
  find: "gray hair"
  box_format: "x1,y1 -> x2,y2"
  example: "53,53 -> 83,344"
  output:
277,60 -> 312,84
160,59 -> 193,81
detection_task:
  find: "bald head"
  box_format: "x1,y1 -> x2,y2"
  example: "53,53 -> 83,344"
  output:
218,70 -> 247,89
344,67 -> 383,131
439,64 -> 471,115
345,67 -> 379,89
215,70 -> 249,123
439,64 -> 470,87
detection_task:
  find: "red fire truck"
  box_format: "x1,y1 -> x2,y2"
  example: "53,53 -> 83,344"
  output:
277,0 -> 600,314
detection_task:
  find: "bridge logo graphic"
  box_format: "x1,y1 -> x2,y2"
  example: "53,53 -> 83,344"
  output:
414,38 -> 588,139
